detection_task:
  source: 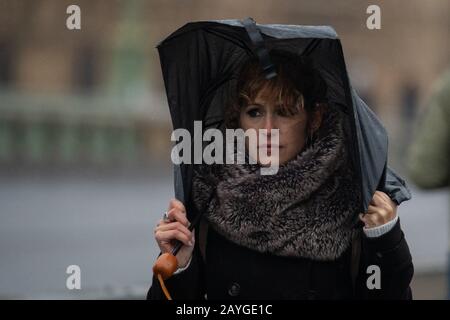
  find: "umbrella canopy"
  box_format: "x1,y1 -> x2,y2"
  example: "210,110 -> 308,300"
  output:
156,18 -> 411,221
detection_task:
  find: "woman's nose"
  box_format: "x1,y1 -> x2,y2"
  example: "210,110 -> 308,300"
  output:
263,115 -> 277,132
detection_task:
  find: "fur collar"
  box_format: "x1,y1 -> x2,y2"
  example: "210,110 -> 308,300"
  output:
192,108 -> 360,261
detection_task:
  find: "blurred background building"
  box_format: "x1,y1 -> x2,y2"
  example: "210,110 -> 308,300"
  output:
0,0 -> 448,299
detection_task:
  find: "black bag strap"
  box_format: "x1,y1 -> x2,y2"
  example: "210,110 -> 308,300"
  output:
350,228 -> 362,292
242,17 -> 277,80
199,217 -> 209,263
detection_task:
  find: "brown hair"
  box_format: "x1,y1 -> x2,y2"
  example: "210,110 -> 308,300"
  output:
225,49 -> 328,131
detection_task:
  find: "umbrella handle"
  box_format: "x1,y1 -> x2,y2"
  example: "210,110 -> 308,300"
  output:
152,189 -> 215,300
152,208 -> 204,300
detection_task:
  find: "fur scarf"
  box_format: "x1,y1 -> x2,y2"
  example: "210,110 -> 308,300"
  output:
191,108 -> 360,261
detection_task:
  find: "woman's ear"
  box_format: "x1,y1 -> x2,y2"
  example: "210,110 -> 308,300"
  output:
310,103 -> 326,133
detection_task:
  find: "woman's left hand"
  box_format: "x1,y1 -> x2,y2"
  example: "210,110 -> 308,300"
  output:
359,191 -> 398,228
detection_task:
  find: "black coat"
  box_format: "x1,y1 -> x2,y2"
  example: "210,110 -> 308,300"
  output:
147,213 -> 413,300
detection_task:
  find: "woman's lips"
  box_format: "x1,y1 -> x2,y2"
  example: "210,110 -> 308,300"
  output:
258,145 -> 282,155
259,145 -> 281,149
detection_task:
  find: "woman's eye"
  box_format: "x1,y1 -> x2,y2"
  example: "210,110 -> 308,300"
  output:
276,107 -> 298,117
276,109 -> 288,117
246,108 -> 262,117
276,108 -> 291,117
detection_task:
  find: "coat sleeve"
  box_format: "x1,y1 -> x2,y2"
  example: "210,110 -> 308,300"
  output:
146,242 -> 206,300
355,218 -> 414,299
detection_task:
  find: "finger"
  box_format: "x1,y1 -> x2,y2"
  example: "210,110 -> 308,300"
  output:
365,205 -> 379,214
155,229 -> 193,246
365,204 -> 393,225
168,198 -> 186,213
362,210 -> 381,225
380,191 -> 395,204
370,192 -> 385,207
376,192 -> 393,211
371,193 -> 396,215
155,216 -> 176,228
376,191 -> 392,203
166,207 -> 190,227
156,218 -> 164,227
155,221 -> 192,239
364,215 -> 379,228
361,205 -> 379,218
359,213 -> 376,228
382,194 -> 397,212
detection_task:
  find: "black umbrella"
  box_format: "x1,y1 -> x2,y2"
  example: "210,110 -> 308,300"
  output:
156,18 -> 411,219
152,17 -> 412,299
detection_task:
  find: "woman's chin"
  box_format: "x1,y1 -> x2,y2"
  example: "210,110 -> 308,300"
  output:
257,156 -> 282,167
257,152 -> 303,167
248,151 -> 291,167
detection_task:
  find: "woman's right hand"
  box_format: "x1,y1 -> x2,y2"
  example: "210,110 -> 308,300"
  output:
154,198 -> 195,269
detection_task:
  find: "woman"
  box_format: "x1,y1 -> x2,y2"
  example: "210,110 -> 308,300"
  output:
148,50 -> 413,300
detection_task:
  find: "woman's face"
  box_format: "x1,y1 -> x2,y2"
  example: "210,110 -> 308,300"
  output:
239,89 -> 310,166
